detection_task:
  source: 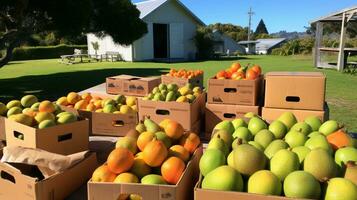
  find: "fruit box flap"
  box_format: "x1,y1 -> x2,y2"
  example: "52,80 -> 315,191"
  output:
0,159 -> 38,183
108,74 -> 142,80
265,72 -> 325,77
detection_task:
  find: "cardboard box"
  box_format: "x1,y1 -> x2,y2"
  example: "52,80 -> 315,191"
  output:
161,74 -> 204,88
137,93 -> 206,134
194,175 -> 306,200
60,107 -> 138,137
205,103 -> 260,138
106,75 -> 161,96
0,152 -> 97,200
88,147 -> 203,200
262,103 -> 329,123
0,116 -> 5,141
264,72 -> 326,110
207,75 -> 263,106
5,118 -> 89,155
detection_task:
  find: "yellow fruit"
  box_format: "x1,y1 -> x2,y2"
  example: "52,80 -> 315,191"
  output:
159,119 -> 173,129
176,96 -> 188,103
21,95 -> 38,108
120,105 -> 133,114
95,109 -> 103,113
8,114 -> 33,126
131,105 -> 138,112
81,93 -> 92,103
6,100 -> 21,109
35,112 -> 55,124
126,96 -> 137,107
57,113 -> 77,124
7,107 -> 22,117
38,120 -> 56,129
86,103 -> 96,112
39,101 -> 56,113
113,172 -> 139,183
56,97 -> 69,106
67,92 -> 81,105
22,108 -> 37,117
178,87 -> 192,96
74,100 -> 88,110
93,100 -> 102,109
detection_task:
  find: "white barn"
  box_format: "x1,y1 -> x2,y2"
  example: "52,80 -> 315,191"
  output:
212,30 -> 246,55
87,0 -> 205,61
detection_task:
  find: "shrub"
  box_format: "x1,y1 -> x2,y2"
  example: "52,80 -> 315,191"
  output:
12,44 -> 87,60
193,27 -> 214,59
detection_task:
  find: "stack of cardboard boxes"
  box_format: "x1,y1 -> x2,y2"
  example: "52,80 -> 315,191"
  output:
262,72 -> 328,122
205,75 -> 264,139
136,73 -> 206,134
0,114 -> 97,199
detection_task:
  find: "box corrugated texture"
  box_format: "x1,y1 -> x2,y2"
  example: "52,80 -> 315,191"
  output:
0,152 -> 97,200
262,103 -> 329,123
5,118 -> 89,155
264,72 -> 325,110
106,75 -> 161,96
138,93 -> 206,133
161,74 -> 204,88
205,103 -> 260,137
88,147 -> 203,200
207,75 -> 263,105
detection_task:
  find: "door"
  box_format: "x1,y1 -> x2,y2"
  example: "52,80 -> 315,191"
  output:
153,23 -> 169,58
169,23 -> 184,58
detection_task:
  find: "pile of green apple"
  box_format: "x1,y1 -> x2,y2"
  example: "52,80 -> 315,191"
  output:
200,112 -> 357,199
142,83 -> 203,103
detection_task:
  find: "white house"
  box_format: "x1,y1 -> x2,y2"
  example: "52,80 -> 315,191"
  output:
212,30 -> 246,55
255,38 -> 286,54
87,0 -> 206,61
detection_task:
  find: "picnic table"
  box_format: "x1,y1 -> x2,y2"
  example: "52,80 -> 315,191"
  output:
60,54 -> 91,65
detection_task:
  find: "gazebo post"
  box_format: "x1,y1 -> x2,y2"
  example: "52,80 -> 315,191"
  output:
314,22 -> 323,68
337,12 -> 347,71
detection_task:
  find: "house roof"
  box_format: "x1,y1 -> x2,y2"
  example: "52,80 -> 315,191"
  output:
135,0 -> 205,25
238,40 -> 259,45
310,5 -> 357,24
256,38 -> 286,50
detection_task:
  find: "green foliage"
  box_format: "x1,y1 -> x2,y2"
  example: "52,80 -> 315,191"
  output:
12,44 -> 87,61
0,0 -> 147,66
255,19 -> 269,35
207,23 -> 250,42
255,33 -> 275,39
272,37 -> 315,56
194,27 -> 214,59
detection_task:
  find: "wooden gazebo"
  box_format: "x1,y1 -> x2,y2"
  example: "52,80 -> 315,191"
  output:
311,6 -> 357,71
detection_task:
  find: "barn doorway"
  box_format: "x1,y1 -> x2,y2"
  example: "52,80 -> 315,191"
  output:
153,23 -> 169,59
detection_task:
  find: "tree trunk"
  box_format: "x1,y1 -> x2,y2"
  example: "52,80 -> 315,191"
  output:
0,41 -> 17,68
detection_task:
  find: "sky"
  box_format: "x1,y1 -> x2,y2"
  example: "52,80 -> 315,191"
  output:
132,0 -> 357,33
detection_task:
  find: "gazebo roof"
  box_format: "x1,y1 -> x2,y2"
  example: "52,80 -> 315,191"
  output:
310,5 -> 357,23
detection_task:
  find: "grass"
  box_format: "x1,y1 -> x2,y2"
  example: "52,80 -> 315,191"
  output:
0,55 -> 356,132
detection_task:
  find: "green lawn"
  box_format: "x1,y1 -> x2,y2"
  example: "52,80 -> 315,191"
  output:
0,55 -> 356,132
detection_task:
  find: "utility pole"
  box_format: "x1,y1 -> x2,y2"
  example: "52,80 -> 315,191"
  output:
247,7 -> 255,41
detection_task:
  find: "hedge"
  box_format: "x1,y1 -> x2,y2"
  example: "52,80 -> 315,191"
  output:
12,44 -> 87,61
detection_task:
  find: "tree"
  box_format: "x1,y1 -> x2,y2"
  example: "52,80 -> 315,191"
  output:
255,19 -> 269,35
193,26 -> 214,59
207,23 -> 249,42
0,0 -> 147,67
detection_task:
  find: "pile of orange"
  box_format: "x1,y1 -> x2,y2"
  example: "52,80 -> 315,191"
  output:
91,118 -> 201,185
215,62 -> 262,80
166,69 -> 203,79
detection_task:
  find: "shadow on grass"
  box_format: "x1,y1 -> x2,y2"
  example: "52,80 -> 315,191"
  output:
0,68 -> 166,102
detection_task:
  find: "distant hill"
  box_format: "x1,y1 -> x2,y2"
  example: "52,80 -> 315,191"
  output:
270,31 -> 309,40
